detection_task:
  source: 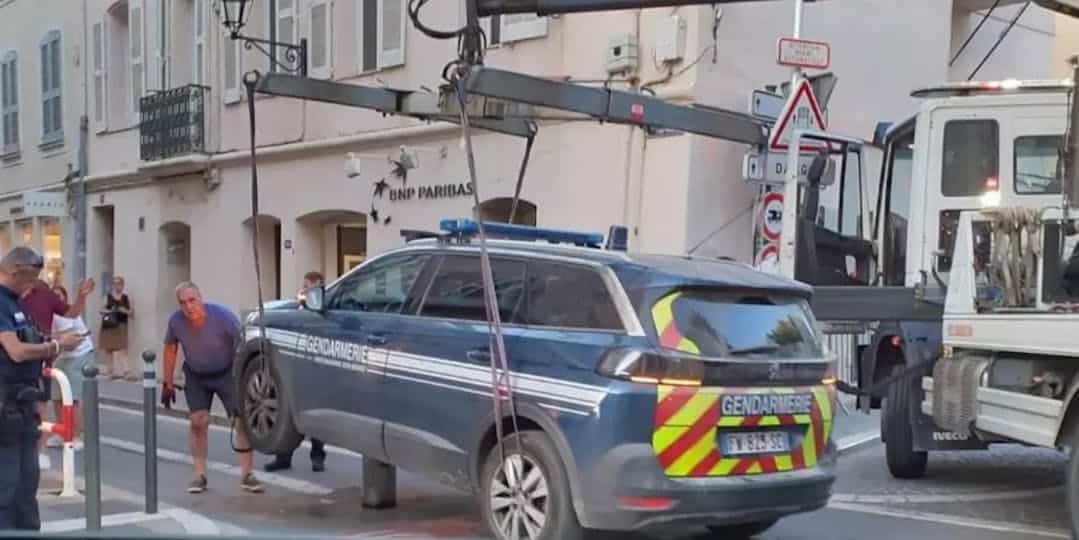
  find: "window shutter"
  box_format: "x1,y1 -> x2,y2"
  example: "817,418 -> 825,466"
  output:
499,13 -> 547,43
1,52 -> 18,153
93,21 -> 107,131
129,0 -> 145,121
309,0 -> 332,78
40,31 -> 62,142
223,28 -> 240,103
275,0 -> 296,72
193,0 -> 206,86
378,0 -> 405,68
357,0 -> 378,72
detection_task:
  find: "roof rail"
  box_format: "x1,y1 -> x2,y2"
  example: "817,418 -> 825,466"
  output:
400,229 -> 446,243
911,79 -> 1073,99
439,218 -> 606,248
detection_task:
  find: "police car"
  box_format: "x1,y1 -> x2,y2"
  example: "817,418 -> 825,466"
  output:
235,219 -> 838,540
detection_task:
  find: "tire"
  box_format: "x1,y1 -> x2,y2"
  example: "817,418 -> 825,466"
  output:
239,356 -> 302,455
883,364 -> 928,478
479,430 -> 583,540
706,519 -> 778,538
1067,428 -> 1079,537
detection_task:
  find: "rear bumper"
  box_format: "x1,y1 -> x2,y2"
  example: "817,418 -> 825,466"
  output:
578,440 -> 836,531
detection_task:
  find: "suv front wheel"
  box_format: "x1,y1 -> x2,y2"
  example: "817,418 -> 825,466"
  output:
239,356 -> 302,455
479,431 -> 583,540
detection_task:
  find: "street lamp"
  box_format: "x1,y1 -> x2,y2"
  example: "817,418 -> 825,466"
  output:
217,0 -> 308,77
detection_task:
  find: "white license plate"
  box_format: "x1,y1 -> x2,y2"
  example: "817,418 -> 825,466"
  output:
724,431 -> 790,455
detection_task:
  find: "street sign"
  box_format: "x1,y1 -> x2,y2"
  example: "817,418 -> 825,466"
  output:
742,150 -> 834,185
749,90 -> 785,122
755,243 -> 780,275
760,191 -> 783,241
777,37 -> 831,70
768,78 -> 829,153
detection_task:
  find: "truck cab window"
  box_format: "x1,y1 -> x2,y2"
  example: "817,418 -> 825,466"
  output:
1015,135 -> 1062,195
942,119 -> 999,196
884,129 -> 914,286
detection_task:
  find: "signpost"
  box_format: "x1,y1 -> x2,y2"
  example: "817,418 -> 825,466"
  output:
749,90 -> 785,122
777,37 -> 831,70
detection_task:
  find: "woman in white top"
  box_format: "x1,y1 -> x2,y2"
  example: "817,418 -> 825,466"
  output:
47,285 -> 93,449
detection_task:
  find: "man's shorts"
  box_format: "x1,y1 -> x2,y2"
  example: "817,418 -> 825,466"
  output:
183,368 -> 237,417
50,351 -> 93,402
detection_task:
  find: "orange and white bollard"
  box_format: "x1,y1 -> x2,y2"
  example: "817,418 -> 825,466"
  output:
40,366 -> 77,498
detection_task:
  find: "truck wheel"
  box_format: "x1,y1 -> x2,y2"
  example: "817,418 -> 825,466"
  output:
1068,429 -> 1079,536
479,430 -> 583,540
883,364 -> 928,478
239,357 -> 302,455
706,519 -> 778,538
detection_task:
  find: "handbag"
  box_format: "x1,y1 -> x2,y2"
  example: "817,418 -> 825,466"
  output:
101,311 -> 120,329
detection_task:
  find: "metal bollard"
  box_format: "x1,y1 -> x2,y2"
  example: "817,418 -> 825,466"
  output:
142,350 -> 158,514
361,457 -> 397,509
80,363 -> 101,531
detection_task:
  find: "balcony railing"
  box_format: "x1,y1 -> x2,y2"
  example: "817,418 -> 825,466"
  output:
139,85 -> 208,162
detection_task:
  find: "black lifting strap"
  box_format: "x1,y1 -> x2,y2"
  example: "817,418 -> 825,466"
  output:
230,70 -> 270,455
507,124 -> 537,225
834,341 -> 940,398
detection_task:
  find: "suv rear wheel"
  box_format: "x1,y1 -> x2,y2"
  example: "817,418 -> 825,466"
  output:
240,357 -> 302,455
479,430 -> 582,540
706,519 -> 778,538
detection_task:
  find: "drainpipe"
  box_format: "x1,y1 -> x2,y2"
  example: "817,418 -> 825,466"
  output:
75,0 -> 89,282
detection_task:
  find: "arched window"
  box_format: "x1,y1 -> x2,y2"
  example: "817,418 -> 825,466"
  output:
475,198 -> 537,226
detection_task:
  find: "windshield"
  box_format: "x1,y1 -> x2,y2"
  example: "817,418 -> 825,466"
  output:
651,289 -> 822,359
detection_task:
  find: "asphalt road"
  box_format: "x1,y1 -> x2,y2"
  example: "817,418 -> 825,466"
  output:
44,404 -> 1072,539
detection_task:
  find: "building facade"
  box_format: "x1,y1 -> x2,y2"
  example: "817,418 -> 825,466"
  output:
3,0 -> 1079,361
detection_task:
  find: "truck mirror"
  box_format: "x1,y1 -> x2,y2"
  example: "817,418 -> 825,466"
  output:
807,151 -> 831,186
303,285 -> 326,312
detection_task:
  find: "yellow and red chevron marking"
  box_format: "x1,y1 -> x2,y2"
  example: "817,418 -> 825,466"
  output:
651,291 -> 700,354
651,384 -> 835,477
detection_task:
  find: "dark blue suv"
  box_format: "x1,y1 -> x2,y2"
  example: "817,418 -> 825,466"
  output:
236,219 -> 838,540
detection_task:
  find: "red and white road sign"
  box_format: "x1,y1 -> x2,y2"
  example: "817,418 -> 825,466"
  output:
777,38 -> 831,70
760,192 -> 783,241
768,78 -> 829,153
755,243 -> 780,274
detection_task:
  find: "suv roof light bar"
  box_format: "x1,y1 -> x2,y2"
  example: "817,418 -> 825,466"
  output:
439,218 -> 606,247
911,78 -> 1073,99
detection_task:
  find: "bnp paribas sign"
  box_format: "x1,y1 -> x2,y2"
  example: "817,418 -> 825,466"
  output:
387,182 -> 475,202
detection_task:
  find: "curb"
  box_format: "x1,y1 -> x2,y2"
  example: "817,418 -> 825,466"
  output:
99,396 -> 233,428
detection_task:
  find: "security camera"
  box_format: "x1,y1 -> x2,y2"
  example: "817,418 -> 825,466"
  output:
344,152 -> 362,178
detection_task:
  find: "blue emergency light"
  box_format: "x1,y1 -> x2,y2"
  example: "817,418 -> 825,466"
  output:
439,218 -> 606,247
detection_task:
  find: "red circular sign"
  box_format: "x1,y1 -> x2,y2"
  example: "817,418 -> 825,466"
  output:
760,192 -> 784,242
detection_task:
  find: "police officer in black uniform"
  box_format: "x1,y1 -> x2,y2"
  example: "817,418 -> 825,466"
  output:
0,247 -> 82,530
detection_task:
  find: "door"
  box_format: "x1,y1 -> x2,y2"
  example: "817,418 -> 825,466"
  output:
381,253 -> 527,483
293,252 -> 432,461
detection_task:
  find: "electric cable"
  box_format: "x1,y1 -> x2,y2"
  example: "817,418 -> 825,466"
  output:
968,2 -> 1031,81
950,0 -> 1001,67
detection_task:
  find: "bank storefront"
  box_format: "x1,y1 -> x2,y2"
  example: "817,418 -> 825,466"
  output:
0,190 -> 68,285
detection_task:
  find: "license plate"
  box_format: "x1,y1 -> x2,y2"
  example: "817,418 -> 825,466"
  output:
723,431 -> 790,455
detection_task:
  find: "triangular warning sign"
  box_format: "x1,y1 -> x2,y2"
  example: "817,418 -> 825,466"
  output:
768,78 -> 829,153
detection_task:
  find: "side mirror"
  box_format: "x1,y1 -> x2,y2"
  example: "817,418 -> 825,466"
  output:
303,285 -> 326,312
807,150 -> 836,186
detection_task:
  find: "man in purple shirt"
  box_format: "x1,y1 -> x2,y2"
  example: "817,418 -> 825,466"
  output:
162,281 -> 262,494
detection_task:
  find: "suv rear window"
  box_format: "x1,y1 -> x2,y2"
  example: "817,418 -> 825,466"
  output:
651,289 -> 821,359
524,261 -> 623,330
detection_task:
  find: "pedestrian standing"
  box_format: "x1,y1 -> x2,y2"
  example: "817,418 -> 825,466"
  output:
265,271 -> 327,473
44,285 -> 93,451
0,247 -> 83,530
98,276 -> 133,381
19,276 -> 94,469
161,281 -> 263,494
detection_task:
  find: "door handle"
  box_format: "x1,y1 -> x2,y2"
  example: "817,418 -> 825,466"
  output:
466,348 -> 491,362
366,334 -> 387,346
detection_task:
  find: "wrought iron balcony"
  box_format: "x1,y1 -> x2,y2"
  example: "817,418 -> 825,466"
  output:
139,85 -> 208,162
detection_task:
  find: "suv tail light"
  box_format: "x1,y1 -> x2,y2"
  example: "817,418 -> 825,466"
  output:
596,348 -> 835,387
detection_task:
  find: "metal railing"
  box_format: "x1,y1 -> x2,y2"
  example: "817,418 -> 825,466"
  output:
139,85 -> 208,162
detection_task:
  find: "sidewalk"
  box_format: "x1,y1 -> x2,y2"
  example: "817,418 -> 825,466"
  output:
98,378 -> 881,453
36,469 -> 224,535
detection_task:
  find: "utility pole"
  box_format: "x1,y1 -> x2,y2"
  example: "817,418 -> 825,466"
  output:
778,0 -> 805,280
75,0 -> 89,282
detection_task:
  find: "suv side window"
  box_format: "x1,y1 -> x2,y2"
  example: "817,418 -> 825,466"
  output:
419,255 -> 526,322
327,253 -> 430,313
524,261 -> 623,331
